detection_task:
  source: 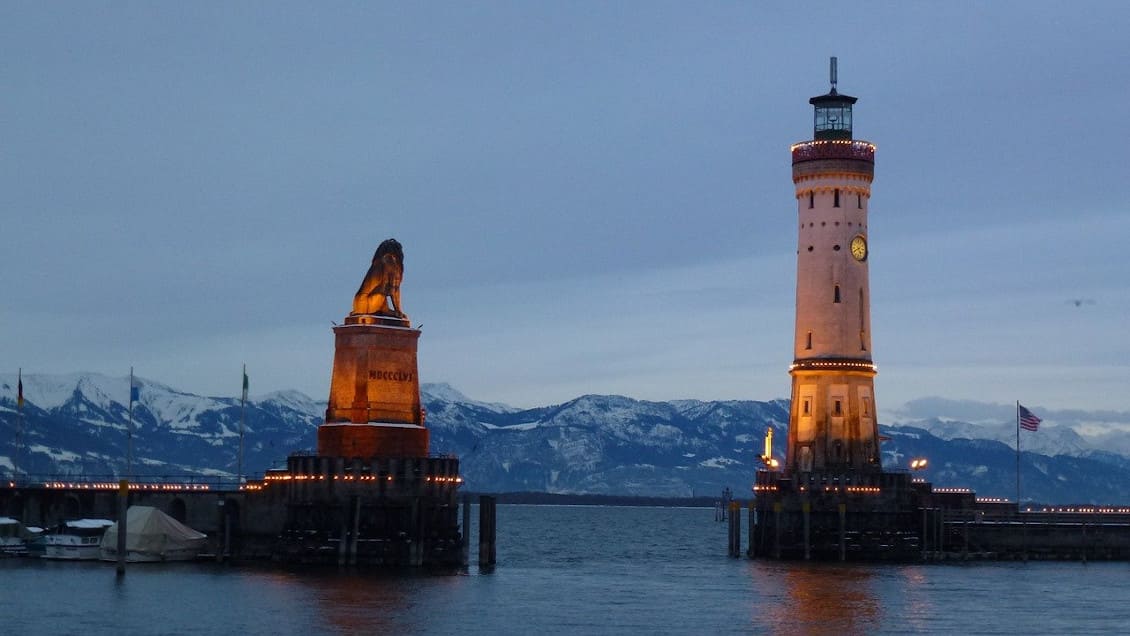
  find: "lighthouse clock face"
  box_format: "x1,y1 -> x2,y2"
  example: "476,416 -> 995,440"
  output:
850,235 -> 868,261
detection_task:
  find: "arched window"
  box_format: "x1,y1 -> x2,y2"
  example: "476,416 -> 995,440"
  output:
808,192 -> 814,208
834,285 -> 841,303
834,189 -> 840,208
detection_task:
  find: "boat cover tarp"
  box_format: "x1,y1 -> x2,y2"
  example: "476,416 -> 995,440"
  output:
101,506 -> 206,558
0,516 -> 35,540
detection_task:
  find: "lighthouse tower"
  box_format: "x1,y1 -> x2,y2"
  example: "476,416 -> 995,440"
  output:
785,58 -> 880,474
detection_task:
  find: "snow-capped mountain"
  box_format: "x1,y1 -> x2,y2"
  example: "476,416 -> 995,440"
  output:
0,372 -> 319,478
3,373 -> 1130,503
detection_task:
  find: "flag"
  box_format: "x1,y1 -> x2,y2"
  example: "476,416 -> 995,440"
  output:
1019,403 -> 1041,432
242,367 -> 249,402
17,370 -> 24,410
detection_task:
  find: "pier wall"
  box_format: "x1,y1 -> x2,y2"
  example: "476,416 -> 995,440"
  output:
1,454 -> 464,567
748,469 -> 1130,561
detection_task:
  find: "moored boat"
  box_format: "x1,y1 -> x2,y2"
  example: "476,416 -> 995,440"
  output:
0,517 -> 32,557
43,519 -> 114,560
99,506 -> 207,563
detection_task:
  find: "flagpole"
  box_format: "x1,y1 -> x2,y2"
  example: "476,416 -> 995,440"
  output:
239,364 -> 246,485
1015,400 -> 1021,506
128,367 -> 134,482
16,368 -> 23,486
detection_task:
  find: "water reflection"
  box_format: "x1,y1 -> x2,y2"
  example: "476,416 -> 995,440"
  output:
279,569 -> 466,633
748,562 -> 881,635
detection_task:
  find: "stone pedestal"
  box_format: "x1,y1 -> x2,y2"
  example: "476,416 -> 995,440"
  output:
318,321 -> 429,458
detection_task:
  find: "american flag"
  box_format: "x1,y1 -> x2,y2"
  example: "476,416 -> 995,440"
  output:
1019,404 -> 1042,432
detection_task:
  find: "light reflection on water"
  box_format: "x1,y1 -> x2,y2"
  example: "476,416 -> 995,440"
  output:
4,506 -> 1130,635
749,562 -> 883,635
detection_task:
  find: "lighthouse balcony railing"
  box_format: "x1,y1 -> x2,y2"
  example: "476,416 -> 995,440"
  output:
791,139 -> 875,164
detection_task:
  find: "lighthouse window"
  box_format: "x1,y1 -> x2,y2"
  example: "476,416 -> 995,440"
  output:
806,331 -> 812,349
857,193 -> 862,209
834,285 -> 841,303
803,399 -> 811,416
808,192 -> 814,208
834,400 -> 842,416
834,189 -> 840,208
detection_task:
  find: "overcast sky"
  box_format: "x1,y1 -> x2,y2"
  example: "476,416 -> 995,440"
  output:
3,2 -> 1128,415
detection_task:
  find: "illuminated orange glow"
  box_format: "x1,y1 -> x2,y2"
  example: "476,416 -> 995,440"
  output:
41,482 -> 211,491
1037,507 -> 1130,514
788,360 -> 877,372
263,473 -> 462,484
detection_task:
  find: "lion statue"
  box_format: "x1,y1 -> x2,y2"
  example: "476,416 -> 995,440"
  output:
351,239 -> 406,319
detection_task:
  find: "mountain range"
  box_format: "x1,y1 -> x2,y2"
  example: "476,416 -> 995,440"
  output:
3,372 -> 1130,504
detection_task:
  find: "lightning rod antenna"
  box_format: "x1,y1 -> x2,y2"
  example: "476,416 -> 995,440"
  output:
830,56 -> 838,91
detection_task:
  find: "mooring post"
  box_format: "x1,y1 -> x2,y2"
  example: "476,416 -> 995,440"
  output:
729,502 -> 741,557
773,502 -> 782,559
747,501 -> 755,558
116,479 -> 128,576
409,497 -> 423,567
349,495 -> 361,566
1022,512 -> 1029,561
937,508 -> 944,558
1081,518 -> 1087,563
726,505 -> 734,556
223,502 -> 232,562
838,503 -> 846,562
802,500 -> 811,560
215,499 -> 225,563
461,496 -> 471,567
921,508 -> 928,561
337,512 -> 349,566
478,495 -> 496,570
962,518 -> 969,560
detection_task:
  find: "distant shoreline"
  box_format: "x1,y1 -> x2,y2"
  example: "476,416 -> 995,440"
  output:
460,492 -> 730,507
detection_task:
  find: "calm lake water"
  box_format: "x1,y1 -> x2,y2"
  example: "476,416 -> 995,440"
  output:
4,505 -> 1129,635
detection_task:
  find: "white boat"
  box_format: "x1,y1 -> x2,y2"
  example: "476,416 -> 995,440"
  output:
0,517 -> 32,557
43,519 -> 115,560
99,506 -> 207,563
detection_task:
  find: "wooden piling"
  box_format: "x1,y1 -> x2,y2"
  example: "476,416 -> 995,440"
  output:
746,501 -> 755,558
802,500 -> 811,560
773,502 -> 782,559
1082,519 -> 1087,563
962,519 -> 969,559
337,513 -> 349,566
348,495 -> 361,566
728,502 -> 741,557
222,503 -> 231,563
838,503 -> 846,562
921,508 -> 928,560
409,497 -> 423,567
116,479 -> 128,576
936,508 -> 944,556
461,497 -> 471,567
478,495 -> 496,570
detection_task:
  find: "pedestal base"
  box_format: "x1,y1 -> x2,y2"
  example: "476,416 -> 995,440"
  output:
318,422 -> 429,458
